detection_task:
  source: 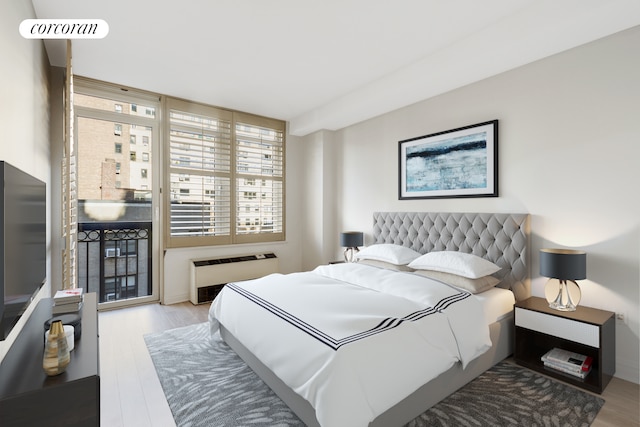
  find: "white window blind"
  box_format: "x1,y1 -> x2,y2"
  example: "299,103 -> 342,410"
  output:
165,100 -> 284,247
62,40 -> 77,290
235,119 -> 284,239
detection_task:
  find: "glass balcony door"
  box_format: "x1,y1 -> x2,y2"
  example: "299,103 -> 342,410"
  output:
74,92 -> 160,309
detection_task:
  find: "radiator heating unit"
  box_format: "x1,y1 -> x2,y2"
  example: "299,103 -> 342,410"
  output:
190,253 -> 279,304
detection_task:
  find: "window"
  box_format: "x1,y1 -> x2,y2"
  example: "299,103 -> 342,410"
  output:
104,275 -> 137,301
142,152 -> 149,162
130,151 -> 136,161
72,77 -> 160,307
165,98 -> 285,247
143,135 -> 149,145
74,93 -> 155,118
234,114 -> 284,241
104,240 -> 137,258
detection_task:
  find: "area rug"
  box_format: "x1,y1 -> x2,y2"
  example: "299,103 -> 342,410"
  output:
145,322 -> 604,427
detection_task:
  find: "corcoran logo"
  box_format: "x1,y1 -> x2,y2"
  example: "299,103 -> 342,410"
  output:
19,19 -> 109,39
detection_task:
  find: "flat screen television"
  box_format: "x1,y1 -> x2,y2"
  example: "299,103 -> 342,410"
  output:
0,161 -> 46,340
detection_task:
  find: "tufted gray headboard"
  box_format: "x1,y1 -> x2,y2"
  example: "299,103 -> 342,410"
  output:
372,212 -> 530,301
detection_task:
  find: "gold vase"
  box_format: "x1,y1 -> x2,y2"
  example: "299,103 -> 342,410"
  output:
43,320 -> 70,376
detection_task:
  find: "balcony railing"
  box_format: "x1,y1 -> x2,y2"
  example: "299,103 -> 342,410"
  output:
77,221 -> 152,303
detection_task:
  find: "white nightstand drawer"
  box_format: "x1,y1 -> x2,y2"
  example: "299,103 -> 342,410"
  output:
515,307 -> 599,348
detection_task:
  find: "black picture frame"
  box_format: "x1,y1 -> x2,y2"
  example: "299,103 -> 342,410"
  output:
398,120 -> 498,200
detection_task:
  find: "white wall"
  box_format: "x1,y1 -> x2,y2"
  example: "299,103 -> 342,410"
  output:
0,1 -> 52,362
300,27 -> 640,383
299,130 -> 342,271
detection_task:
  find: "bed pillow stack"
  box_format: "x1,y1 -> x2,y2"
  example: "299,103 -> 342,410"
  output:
354,246 -> 502,293
408,251 -> 502,293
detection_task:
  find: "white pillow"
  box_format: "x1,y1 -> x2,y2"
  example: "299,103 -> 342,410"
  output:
413,270 -> 501,294
408,251 -> 501,279
355,244 -> 421,265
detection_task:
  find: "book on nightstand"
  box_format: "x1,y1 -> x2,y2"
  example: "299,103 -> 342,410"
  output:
541,348 -> 593,378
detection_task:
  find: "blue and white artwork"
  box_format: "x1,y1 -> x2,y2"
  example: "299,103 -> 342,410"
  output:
399,120 -> 497,199
405,131 -> 487,192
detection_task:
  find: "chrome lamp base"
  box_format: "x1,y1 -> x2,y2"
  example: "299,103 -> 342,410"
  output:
545,279 -> 581,312
343,247 -> 359,263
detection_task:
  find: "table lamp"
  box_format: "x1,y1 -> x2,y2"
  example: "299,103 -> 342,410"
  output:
540,248 -> 586,311
340,231 -> 363,263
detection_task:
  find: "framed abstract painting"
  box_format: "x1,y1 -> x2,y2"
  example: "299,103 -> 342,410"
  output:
398,120 -> 498,200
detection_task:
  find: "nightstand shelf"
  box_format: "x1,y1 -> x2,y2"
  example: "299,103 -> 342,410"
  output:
514,296 -> 615,394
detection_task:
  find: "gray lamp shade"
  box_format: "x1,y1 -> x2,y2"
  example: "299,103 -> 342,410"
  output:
540,248 -> 586,280
340,231 -> 363,248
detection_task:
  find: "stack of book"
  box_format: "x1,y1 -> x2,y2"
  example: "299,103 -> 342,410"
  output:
53,288 -> 84,314
541,348 -> 592,379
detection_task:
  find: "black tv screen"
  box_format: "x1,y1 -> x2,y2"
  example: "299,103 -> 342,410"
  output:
0,161 -> 46,340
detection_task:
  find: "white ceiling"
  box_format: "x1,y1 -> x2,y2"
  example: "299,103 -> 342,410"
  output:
31,0 -> 640,136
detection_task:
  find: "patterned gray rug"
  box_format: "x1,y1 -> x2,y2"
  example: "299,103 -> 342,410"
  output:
145,322 -> 604,427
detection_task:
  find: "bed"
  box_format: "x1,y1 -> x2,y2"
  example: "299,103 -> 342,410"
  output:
209,212 -> 530,427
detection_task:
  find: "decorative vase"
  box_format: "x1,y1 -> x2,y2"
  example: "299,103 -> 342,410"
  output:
43,320 -> 70,376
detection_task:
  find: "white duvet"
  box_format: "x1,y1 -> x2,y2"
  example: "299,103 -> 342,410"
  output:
209,263 -> 491,427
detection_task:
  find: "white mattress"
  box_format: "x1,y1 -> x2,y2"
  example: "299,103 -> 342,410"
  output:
475,287 -> 516,324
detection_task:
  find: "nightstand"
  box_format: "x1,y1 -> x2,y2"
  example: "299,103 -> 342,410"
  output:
514,296 -> 615,394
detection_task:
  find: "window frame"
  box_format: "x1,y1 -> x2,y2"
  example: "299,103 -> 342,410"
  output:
72,75 -> 162,308
163,98 -> 286,248
233,111 -> 285,245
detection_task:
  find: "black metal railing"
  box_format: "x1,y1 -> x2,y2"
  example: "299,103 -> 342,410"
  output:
77,221 -> 152,303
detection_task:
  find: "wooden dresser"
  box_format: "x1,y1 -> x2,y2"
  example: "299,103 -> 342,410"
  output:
0,293 -> 99,426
